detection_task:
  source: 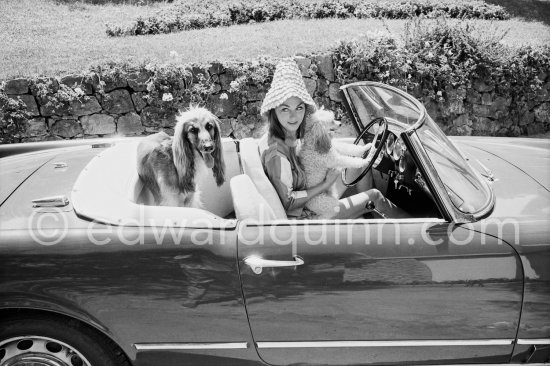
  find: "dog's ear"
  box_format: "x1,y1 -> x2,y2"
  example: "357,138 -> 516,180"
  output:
211,119 -> 226,186
311,118 -> 332,154
173,114 -> 196,193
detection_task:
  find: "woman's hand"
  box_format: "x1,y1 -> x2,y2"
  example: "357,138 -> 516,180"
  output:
362,142 -> 372,154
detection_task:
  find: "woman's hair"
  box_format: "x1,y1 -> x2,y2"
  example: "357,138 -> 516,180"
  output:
266,108 -> 307,190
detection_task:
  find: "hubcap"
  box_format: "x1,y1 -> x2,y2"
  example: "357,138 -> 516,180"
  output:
0,336 -> 91,366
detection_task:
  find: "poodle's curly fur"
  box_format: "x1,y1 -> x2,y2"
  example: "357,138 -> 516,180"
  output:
299,108 -> 370,219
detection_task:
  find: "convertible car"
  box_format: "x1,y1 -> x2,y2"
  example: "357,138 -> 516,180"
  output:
0,82 -> 549,366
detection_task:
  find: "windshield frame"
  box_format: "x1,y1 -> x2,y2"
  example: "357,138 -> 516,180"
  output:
340,81 -> 494,222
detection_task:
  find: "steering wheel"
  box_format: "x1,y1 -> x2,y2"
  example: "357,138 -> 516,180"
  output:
342,117 -> 389,187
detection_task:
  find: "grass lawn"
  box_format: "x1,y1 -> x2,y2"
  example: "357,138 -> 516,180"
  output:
1,0 -> 549,79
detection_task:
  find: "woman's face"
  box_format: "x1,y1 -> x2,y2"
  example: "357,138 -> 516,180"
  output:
274,96 -> 306,135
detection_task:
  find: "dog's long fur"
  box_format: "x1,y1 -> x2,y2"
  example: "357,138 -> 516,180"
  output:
299,108 -> 370,219
137,106 -> 225,207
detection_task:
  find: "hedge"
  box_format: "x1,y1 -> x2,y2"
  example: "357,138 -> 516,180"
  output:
106,0 -> 510,37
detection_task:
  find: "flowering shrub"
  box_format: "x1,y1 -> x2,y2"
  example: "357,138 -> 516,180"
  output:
333,18 -> 550,133
0,92 -> 31,144
106,0 -> 509,37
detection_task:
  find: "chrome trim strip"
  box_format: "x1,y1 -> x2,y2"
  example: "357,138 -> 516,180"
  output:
241,217 -> 446,227
517,338 -> 550,345
257,339 -> 513,348
404,364 -> 548,366
134,342 -> 248,351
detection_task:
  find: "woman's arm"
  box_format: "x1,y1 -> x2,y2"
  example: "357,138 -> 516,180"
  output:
265,154 -> 338,212
333,141 -> 371,157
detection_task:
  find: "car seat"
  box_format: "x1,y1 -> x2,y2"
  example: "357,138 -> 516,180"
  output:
230,137 -> 287,221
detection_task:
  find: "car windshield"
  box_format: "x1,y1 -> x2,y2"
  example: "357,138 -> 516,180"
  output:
416,115 -> 492,214
343,82 -> 492,216
344,83 -> 421,128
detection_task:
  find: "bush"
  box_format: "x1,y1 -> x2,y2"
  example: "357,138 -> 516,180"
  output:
333,18 -> 550,133
106,0 -> 510,37
0,92 -> 31,144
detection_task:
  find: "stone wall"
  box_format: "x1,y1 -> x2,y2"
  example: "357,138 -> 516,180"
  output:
1,54 -> 549,143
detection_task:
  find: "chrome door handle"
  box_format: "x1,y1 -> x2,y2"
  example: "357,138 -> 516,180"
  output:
244,255 -> 304,275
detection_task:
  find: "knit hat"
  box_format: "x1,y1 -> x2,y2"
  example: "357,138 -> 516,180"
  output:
260,59 -> 316,116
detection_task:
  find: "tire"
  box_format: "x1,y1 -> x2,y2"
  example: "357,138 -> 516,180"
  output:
0,314 -> 130,366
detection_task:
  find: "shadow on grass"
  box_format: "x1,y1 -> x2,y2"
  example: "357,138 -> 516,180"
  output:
485,0 -> 550,26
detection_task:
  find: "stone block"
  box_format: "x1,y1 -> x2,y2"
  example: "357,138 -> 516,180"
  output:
219,71 -> 236,90
473,104 -> 491,118
491,96 -> 511,110
141,106 -> 177,128
206,92 -> 239,118
8,94 -> 39,116
191,66 -> 209,83
103,76 -> 127,92
481,93 -> 492,106
31,78 -> 59,104
535,87 -> 549,102
127,71 -> 152,92
102,89 -> 135,114
448,98 -> 465,114
231,114 -> 266,139
313,54 -> 335,81
218,118 -> 234,137
60,74 -> 94,95
80,114 -> 116,135
244,101 -> 262,116
117,112 -> 144,135
328,83 -> 342,102
4,78 -> 30,94
519,111 -> 535,126
304,78 -> 317,96
243,85 -> 266,102
452,113 -> 469,127
294,56 -> 312,77
473,79 -> 493,92
49,119 -> 83,138
466,89 -> 481,104
527,123 -> 545,135
534,102 -> 550,123
131,92 -> 148,112
472,116 -> 496,133
25,118 -> 48,137
317,79 -> 328,96
71,96 -> 102,116
208,62 -> 225,75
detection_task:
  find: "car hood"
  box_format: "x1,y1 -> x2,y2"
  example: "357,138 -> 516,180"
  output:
450,136 -> 550,220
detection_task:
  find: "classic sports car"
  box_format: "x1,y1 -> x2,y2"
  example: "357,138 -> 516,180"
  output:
0,82 -> 549,366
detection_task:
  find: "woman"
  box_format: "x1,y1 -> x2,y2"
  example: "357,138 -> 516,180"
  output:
260,59 -> 406,220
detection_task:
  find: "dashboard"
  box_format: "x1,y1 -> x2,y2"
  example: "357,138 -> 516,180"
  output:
371,129 -> 440,218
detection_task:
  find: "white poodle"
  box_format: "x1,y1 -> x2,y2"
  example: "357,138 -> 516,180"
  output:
299,108 -> 371,219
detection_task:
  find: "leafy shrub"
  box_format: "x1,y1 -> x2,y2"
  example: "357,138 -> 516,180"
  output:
0,92 -> 31,144
106,0 -> 510,37
333,18 -> 550,133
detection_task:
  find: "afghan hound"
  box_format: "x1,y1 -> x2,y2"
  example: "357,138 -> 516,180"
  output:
137,106 -> 225,207
299,108 -> 371,219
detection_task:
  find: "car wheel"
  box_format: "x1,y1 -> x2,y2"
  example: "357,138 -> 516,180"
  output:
0,315 -> 129,366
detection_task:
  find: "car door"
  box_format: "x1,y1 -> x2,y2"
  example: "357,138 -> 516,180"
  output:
237,218 -> 523,365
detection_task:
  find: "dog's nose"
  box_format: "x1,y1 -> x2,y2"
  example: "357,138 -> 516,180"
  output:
202,143 -> 214,152
333,120 -> 342,127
